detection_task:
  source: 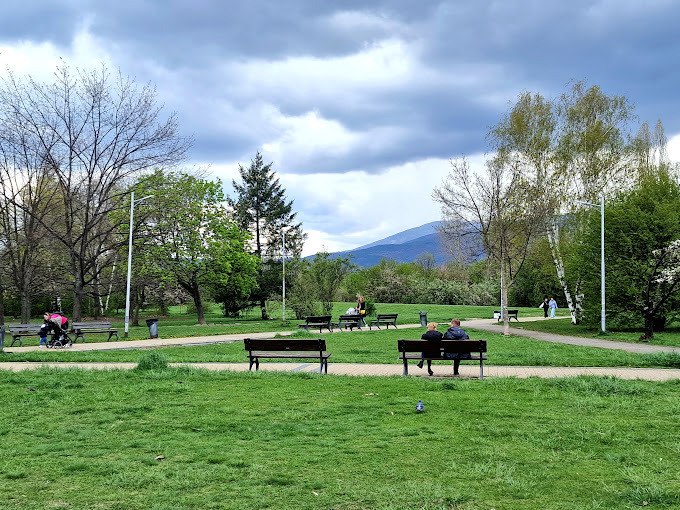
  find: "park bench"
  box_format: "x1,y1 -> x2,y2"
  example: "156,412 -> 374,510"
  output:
71,321 -> 119,343
368,313 -> 398,330
243,338 -> 331,373
493,309 -> 519,321
398,339 -> 487,379
298,315 -> 333,333
333,314 -> 363,331
8,323 -> 43,347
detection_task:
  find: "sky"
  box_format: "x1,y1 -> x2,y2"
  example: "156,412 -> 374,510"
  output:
1,1 -> 680,256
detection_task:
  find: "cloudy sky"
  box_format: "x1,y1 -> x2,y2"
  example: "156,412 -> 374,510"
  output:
2,1 -> 679,255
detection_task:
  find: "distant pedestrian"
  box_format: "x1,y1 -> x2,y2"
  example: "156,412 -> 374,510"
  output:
39,311 -> 69,347
548,298 -> 558,318
539,297 -> 549,319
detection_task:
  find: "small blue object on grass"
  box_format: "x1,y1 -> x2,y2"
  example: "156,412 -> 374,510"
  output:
416,399 -> 424,413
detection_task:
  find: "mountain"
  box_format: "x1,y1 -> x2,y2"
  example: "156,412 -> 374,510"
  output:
306,221 -> 484,267
355,221 -> 442,250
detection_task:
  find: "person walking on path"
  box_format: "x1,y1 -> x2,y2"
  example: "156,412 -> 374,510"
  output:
548,298 -> 558,318
540,297 -> 549,318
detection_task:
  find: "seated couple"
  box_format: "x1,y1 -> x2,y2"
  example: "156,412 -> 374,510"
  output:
417,319 -> 470,376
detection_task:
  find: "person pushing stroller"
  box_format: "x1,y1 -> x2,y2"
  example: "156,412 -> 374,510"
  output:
39,311 -> 71,348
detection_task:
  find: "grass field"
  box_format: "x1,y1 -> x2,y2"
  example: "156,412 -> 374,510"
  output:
1,367 -> 678,509
4,325 -> 680,368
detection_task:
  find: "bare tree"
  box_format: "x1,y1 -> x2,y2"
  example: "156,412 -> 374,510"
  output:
0,63 -> 191,320
434,157 -> 546,335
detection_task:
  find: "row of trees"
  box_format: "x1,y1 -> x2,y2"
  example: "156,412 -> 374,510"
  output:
0,64 -> 305,326
435,81 -> 680,338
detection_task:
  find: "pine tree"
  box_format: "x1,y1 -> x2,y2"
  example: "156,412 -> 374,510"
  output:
228,152 -> 306,319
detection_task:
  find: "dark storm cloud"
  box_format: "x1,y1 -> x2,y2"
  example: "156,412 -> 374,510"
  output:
3,0 -> 680,175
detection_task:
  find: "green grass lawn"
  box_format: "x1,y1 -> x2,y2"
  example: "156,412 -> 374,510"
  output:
514,317 -> 680,347
4,327 -> 680,368
0,302 -> 564,347
1,367 -> 678,509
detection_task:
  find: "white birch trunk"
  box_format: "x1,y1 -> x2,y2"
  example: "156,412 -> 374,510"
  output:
546,219 -> 578,324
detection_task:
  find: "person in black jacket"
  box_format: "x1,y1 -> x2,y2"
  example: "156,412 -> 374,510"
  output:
417,322 -> 443,376
443,318 -> 470,376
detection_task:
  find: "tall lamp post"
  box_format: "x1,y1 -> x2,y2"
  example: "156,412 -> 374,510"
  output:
577,195 -> 606,333
124,192 -> 153,338
282,228 -> 287,322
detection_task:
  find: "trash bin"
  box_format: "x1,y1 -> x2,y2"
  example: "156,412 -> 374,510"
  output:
419,312 -> 428,327
145,318 -> 159,339
0,325 -> 4,351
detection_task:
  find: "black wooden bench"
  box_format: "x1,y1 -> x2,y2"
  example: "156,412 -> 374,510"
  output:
244,338 -> 331,373
368,313 -> 398,330
494,309 -> 519,321
297,315 -> 333,333
8,324 -> 43,347
71,321 -> 119,343
398,339 -> 487,379
333,314 -> 363,331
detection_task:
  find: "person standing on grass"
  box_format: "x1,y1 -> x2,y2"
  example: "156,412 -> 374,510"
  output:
548,297 -> 558,318
417,322 -> 443,376
540,297 -> 549,319
443,318 -> 470,376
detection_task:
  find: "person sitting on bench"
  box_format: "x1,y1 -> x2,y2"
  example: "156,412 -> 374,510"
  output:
417,322 -> 443,376
443,318 -> 470,376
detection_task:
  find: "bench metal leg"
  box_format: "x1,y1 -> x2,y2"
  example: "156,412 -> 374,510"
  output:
479,359 -> 484,380
402,358 -> 409,376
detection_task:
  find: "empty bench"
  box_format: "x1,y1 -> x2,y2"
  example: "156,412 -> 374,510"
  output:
494,309 -> 519,321
244,338 -> 331,373
368,313 -> 398,330
398,339 -> 487,379
298,315 -> 333,333
8,323 -> 43,347
71,321 -> 119,343
333,314 -> 363,331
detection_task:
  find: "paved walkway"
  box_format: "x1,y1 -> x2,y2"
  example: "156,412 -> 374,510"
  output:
2,317 -> 679,380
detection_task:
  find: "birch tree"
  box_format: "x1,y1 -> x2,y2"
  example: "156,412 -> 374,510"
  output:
488,83 -> 636,323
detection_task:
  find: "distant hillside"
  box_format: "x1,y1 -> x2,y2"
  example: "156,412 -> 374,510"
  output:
305,221 -> 483,268
356,221 -> 441,250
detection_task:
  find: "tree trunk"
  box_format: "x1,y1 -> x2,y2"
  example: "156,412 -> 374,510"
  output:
20,287 -> 31,324
193,287 -> 207,325
546,220 -> 579,324
501,259 -> 510,336
642,314 -> 654,341
260,296 -> 269,320
0,286 -> 5,326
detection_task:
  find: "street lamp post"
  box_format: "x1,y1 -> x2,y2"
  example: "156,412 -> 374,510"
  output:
282,229 -> 287,322
577,195 -> 606,333
124,192 -> 153,338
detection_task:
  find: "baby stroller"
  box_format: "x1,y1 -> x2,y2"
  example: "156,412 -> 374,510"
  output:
45,320 -> 73,348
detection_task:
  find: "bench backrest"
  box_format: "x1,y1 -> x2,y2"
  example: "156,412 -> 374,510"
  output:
72,321 -> 113,329
338,315 -> 360,320
377,314 -> 398,319
398,339 -> 486,354
303,315 -> 332,323
9,324 -> 43,333
244,338 -> 327,352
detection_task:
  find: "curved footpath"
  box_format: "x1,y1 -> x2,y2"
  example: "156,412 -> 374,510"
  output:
1,318 -> 679,381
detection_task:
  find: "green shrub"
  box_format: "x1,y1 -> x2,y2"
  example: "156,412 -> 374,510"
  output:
136,351 -> 169,371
